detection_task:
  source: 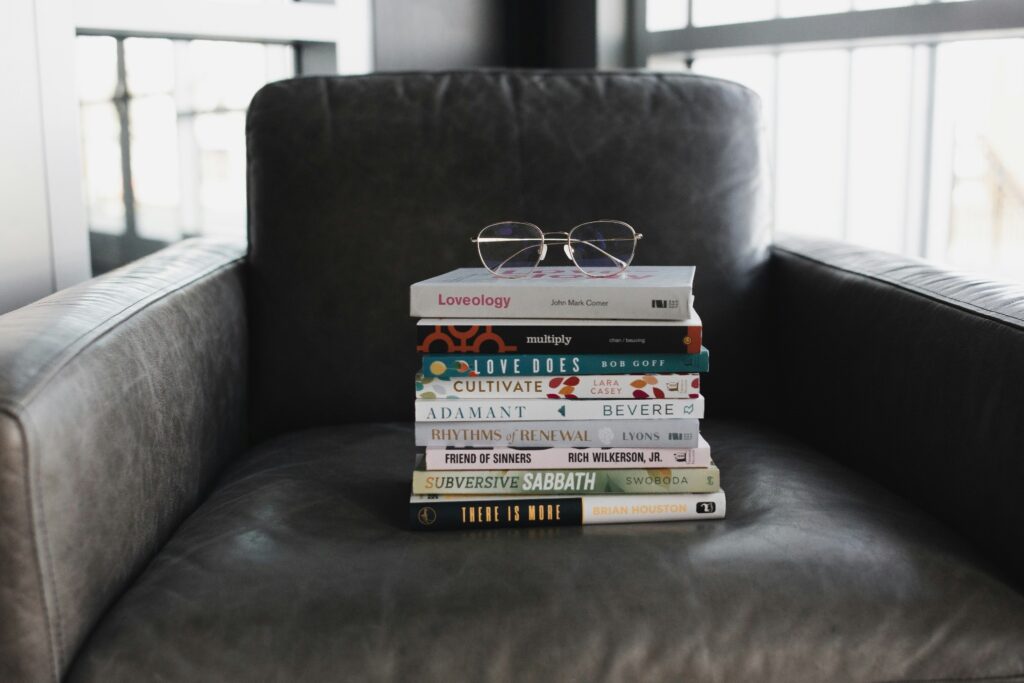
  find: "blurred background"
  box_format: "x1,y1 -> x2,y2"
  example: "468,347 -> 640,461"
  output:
2,0 -> 1022,313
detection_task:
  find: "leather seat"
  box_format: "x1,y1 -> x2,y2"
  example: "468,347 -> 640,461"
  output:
68,420 -> 1024,681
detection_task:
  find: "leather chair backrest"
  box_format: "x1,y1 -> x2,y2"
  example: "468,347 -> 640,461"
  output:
246,71 -> 768,438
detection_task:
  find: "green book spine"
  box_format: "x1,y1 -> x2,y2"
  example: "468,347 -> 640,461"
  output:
411,466 -> 720,495
421,348 -> 710,378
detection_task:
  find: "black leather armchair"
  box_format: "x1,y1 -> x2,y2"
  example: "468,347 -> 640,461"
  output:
2,72 -> 1023,682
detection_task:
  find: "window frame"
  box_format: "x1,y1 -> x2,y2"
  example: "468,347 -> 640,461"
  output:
633,0 -> 1024,62
633,0 -> 1024,267
72,0 -> 374,273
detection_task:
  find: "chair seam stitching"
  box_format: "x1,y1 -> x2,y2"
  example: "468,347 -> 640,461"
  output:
0,251 -> 242,679
876,673 -> 1024,682
1,407 -> 61,683
773,244 -> 1024,328
6,253 -> 244,414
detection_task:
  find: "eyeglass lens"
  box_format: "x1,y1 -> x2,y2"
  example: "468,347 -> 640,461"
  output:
476,222 -> 545,276
568,221 -> 637,275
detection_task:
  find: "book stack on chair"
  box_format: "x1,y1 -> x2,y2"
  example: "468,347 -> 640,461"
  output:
407,267 -> 724,530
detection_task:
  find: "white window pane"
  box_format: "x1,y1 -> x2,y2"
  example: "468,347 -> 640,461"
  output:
130,96 -> 181,241
77,36 -> 294,253
692,0 -> 773,26
646,0 -> 688,31
187,40 -> 283,111
775,50 -> 849,238
124,38 -> 175,96
779,0 -> 851,17
647,52 -> 687,70
691,53 -> 774,102
846,46 -> 913,252
265,44 -> 295,83
194,112 -> 248,240
853,0 -> 911,8
79,103 -> 124,234
76,36 -> 118,103
931,39 -> 1024,281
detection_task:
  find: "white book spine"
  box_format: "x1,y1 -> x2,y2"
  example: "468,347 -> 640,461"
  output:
425,436 -> 711,470
416,373 -> 701,399
410,283 -> 691,320
580,491 -> 726,524
415,397 -> 704,422
413,419 -> 701,448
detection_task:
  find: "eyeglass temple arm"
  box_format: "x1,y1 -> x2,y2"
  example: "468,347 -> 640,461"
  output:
470,234 -> 642,244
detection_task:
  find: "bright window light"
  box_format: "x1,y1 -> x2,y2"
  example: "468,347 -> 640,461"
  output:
846,46 -> 914,253
692,0 -> 774,26
76,35 -> 294,271
931,39 -> 1024,280
779,0 -> 850,18
646,0 -> 689,32
775,50 -> 849,240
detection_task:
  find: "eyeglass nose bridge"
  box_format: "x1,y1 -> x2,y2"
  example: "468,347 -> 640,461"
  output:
541,231 -> 571,243
538,232 -> 571,261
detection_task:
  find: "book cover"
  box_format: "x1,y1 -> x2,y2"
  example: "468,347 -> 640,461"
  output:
416,372 -> 700,399
410,266 -> 695,320
411,462 -> 720,495
414,419 -> 700,448
421,348 -> 709,378
424,436 -> 712,470
414,397 -> 704,422
415,315 -> 702,355
409,490 -> 726,529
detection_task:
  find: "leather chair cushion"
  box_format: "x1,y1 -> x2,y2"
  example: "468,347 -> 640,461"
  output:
68,421 -> 1024,681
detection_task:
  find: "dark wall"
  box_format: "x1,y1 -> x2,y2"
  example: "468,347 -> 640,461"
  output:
504,0 -> 598,68
373,0 -> 508,70
371,0 -> 606,72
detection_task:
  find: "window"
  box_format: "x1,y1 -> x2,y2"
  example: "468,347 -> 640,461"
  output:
641,0 -> 1024,282
76,35 -> 294,273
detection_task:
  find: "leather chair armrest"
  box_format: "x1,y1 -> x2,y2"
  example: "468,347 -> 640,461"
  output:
0,239 -> 247,681
770,234 -> 1024,579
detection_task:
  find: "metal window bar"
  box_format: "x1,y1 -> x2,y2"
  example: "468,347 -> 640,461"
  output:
636,0 -> 1024,260
638,0 -> 1024,58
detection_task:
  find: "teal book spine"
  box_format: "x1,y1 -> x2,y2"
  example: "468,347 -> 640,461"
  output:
421,348 -> 709,378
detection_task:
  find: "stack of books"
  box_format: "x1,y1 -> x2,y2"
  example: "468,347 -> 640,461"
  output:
407,267 -> 724,530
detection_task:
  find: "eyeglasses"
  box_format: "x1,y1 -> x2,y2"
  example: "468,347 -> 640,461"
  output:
471,220 -> 643,278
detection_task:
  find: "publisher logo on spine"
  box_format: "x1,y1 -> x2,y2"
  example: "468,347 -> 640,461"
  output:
417,507 -> 437,525
650,299 -> 679,309
696,502 -> 716,514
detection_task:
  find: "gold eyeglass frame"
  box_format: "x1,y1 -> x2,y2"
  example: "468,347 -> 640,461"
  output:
471,220 -> 643,278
